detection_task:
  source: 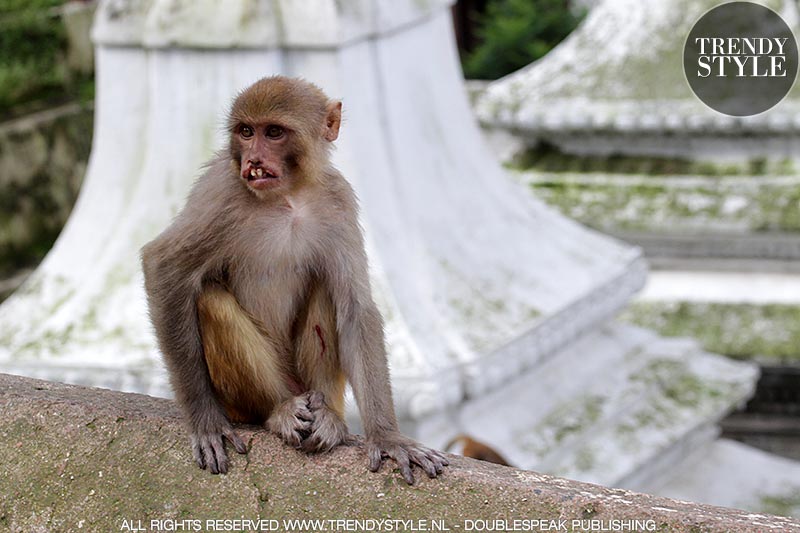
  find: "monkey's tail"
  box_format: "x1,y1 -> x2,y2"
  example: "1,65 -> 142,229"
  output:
444,434 -> 468,452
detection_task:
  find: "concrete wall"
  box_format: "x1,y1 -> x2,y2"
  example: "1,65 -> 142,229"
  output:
1,373 -> 797,533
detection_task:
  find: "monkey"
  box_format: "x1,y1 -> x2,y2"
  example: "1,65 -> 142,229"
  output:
140,76 -> 448,484
444,434 -> 511,467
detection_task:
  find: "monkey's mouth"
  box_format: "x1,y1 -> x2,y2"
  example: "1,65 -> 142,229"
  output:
244,167 -> 280,190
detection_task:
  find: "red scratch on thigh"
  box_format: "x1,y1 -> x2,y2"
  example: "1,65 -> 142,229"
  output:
314,324 -> 326,358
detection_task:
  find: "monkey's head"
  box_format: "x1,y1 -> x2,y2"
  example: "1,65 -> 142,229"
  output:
227,76 -> 342,197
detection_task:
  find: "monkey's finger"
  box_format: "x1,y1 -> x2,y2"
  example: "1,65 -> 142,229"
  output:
429,453 -> 447,474
215,455 -> 229,474
426,448 -> 450,468
191,437 -> 206,470
392,448 -> 414,485
300,437 -> 318,453
310,431 -> 336,453
409,450 -> 438,479
299,392 -> 314,408
283,430 -> 303,448
201,439 -> 220,474
210,436 -> 229,474
307,391 -> 326,410
437,452 -> 450,466
292,399 -> 314,421
301,436 -> 330,454
296,408 -> 314,422
224,427 -> 248,454
367,443 -> 383,472
399,461 -> 414,485
295,418 -> 312,433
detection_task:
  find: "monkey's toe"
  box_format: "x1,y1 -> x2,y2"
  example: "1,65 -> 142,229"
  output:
191,432 -> 230,474
306,390 -> 326,410
301,404 -> 349,453
366,433 -> 449,484
268,395 -> 320,447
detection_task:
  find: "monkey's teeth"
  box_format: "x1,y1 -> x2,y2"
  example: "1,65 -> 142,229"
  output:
250,169 -> 256,178
256,168 -> 263,177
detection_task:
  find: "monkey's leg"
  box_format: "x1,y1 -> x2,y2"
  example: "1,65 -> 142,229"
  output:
197,283 -> 294,425
293,282 -> 350,453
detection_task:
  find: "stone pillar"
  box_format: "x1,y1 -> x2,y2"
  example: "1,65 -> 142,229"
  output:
0,0 -> 645,420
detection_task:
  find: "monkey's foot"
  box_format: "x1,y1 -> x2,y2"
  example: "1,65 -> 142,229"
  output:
301,391 -> 350,453
191,415 -> 248,475
367,431 -> 449,485
267,394 -> 314,448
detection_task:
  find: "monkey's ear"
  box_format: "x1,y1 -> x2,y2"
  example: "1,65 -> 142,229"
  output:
324,101 -> 342,142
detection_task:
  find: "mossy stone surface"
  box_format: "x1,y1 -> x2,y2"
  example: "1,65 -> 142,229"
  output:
622,301 -> 800,364
2,373 -> 796,532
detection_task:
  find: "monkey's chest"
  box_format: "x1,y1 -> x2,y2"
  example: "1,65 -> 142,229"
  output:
230,258 -> 309,325
229,249 -> 318,333
230,206 -> 327,327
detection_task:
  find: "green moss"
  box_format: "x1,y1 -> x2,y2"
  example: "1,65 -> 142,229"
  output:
622,302 -> 800,363
574,448 -> 595,472
47,287 -> 75,315
756,491 -> 800,518
518,395 -> 605,456
521,172 -> 800,234
438,258 -> 540,353
632,358 -> 728,408
17,322 -> 75,356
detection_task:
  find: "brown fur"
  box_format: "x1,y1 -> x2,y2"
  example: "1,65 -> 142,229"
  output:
445,435 -> 512,467
198,282 -> 291,423
141,76 -> 447,482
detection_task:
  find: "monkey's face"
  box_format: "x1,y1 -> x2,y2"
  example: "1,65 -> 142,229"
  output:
231,121 -> 291,194
227,77 -> 342,198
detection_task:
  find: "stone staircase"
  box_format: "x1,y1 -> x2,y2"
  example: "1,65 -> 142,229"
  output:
431,322 -> 757,491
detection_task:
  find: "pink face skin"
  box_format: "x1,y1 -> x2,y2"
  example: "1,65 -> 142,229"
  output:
236,123 -> 288,192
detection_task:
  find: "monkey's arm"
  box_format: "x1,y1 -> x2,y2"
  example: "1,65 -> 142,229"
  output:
324,211 -> 448,484
141,217 -> 247,474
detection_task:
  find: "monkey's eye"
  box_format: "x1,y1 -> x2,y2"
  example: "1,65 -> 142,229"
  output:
239,125 -> 254,138
265,125 -> 284,139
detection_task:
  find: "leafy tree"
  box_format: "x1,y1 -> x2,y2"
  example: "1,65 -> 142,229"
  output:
463,0 -> 585,80
0,0 -> 68,117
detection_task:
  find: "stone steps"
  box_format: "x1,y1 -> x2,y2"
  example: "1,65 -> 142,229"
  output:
517,171 -> 800,261
450,322 -> 758,489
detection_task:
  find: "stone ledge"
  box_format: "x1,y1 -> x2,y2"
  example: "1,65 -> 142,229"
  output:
0,373 -> 798,533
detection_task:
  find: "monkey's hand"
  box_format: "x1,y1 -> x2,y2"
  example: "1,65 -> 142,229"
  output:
301,391 -> 351,453
367,431 -> 449,485
191,415 -> 248,475
267,394 -> 315,448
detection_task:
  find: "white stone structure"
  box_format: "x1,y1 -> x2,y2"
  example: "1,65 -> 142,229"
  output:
0,0 -> 790,515
475,0 -> 800,163
472,0 -> 800,516
0,0 -> 644,417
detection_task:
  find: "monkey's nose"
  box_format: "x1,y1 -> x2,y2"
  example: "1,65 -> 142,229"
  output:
247,159 -> 262,168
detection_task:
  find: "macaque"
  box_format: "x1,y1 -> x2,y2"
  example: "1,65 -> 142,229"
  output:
445,434 -> 511,467
141,76 -> 447,484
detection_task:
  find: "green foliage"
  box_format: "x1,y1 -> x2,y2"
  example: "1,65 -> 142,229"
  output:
0,1 -> 71,118
0,0 -> 63,15
463,0 -> 585,80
